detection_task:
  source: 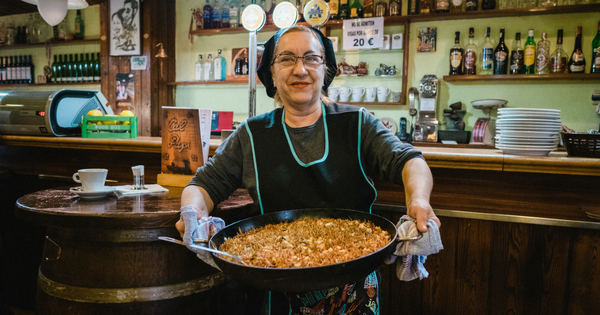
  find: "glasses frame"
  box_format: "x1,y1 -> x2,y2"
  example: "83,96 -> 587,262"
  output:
271,53 -> 325,68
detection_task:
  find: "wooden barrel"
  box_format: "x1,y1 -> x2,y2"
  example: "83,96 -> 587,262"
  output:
34,227 -> 225,315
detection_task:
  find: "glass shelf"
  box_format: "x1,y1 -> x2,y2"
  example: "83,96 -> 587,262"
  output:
443,73 -> 600,84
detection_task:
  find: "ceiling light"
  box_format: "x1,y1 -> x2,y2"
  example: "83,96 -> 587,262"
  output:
37,0 -> 68,26
22,0 -> 89,10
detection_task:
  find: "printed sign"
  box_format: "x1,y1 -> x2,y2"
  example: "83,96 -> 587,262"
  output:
130,56 -> 147,70
342,17 -> 383,50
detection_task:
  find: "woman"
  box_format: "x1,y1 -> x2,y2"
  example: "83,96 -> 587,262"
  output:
177,26 -> 440,314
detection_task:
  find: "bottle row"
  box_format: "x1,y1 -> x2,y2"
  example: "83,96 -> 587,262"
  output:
0,55 -> 35,84
195,50 -> 229,81
449,23 -> 600,76
51,53 -> 101,84
407,0 -> 599,14
0,10 -> 85,47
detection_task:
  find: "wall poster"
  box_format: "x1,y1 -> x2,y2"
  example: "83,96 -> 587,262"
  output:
116,73 -> 134,113
110,0 -> 141,56
417,27 -> 437,53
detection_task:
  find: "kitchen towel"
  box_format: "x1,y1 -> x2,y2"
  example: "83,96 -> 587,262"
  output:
385,215 -> 443,281
180,207 -> 226,270
114,184 -> 169,196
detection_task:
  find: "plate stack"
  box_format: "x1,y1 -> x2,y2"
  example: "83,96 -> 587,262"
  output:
495,108 -> 562,156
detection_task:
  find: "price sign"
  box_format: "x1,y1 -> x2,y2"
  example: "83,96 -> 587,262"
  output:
342,17 -> 384,50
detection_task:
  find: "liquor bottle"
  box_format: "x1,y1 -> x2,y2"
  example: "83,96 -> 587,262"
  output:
339,0 -> 350,19
69,54 -> 76,82
350,0 -> 364,18
55,55 -> 62,83
436,0 -> 450,13
389,0 -> 401,16
0,57 -> 5,84
84,53 -> 91,82
212,0 -> 222,29
14,56 -> 21,84
204,54 -> 214,81
214,49 -> 227,81
449,32 -> 464,75
364,0 -> 374,17
235,56 -> 242,75
222,0 -> 230,28
568,26 -> 586,73
493,28 -> 509,74
19,56 -> 25,84
375,0 -> 387,16
523,29 -> 536,74
420,0 -> 432,13
94,52 -> 101,82
7,57 -> 13,84
229,0 -> 240,28
267,0 -> 275,25
28,55 -> 34,84
72,54 -> 80,82
195,54 -> 204,81
74,10 -> 85,40
480,27 -> 493,75
466,0 -> 478,10
465,28 -> 477,75
61,55 -> 68,83
509,32 -> 524,74
78,53 -> 85,82
450,0 -> 463,12
297,0 -> 306,22
536,32 -> 550,74
549,29 -> 568,74
329,0 -> 340,19
203,0 -> 213,30
481,0 -> 495,9
242,54 -> 249,75
408,0 -> 420,14
592,21 -> 600,73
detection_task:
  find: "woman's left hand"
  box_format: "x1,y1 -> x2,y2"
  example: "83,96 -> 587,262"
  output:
406,198 -> 441,233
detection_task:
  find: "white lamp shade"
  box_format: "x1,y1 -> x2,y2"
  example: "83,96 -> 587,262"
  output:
38,0 -> 68,26
22,0 -> 89,10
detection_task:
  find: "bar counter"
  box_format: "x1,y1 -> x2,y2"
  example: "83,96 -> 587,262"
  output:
1,135 -> 600,314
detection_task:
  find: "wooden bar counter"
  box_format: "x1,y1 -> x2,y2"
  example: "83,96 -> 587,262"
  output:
1,135 -> 600,315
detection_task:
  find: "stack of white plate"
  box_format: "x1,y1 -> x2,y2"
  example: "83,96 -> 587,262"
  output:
495,108 -> 562,156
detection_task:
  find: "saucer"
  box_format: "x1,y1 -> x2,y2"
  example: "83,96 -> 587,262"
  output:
70,186 -> 117,199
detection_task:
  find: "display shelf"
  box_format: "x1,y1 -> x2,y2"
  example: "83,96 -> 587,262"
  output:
0,82 -> 100,87
443,73 -> 600,84
338,101 -> 402,105
167,76 -> 261,86
0,38 -> 101,51
406,3 -> 600,22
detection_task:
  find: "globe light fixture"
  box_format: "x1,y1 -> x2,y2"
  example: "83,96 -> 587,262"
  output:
21,0 -> 89,26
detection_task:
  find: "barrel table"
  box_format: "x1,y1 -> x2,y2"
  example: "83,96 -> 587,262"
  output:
15,186 -> 254,315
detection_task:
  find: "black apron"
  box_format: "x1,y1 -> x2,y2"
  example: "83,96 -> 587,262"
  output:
245,103 -> 380,315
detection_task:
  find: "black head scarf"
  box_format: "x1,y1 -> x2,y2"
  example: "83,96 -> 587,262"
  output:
257,26 -> 337,98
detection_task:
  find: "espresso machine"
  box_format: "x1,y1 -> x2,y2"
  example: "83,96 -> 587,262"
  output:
413,75 -> 439,142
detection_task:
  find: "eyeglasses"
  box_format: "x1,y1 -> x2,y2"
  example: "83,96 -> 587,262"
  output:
271,54 -> 325,68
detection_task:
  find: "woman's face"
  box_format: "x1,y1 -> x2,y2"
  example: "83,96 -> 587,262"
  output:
112,16 -> 122,35
272,32 -> 325,109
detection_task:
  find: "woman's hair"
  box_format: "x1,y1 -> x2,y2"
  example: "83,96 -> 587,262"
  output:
270,26 -> 335,108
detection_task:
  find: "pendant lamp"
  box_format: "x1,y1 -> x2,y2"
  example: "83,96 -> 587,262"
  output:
21,0 -> 89,26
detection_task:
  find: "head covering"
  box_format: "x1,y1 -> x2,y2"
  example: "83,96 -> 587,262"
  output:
257,26 -> 337,98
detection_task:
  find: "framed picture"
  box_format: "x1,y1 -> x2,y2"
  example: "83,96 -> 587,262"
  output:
116,73 -> 134,113
417,27 -> 437,53
110,0 -> 141,56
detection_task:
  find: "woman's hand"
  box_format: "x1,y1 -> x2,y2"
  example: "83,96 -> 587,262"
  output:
407,198 -> 441,233
176,206 -> 203,238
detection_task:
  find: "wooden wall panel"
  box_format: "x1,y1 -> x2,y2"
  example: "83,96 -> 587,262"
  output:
99,0 -> 175,137
568,230 -> 600,315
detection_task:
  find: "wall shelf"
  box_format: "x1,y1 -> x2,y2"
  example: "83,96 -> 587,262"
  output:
443,73 -> 600,84
167,77 -> 261,86
0,38 -> 101,51
0,82 -> 100,87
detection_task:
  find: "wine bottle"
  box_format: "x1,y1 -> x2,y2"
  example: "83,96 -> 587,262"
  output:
28,55 -> 34,84
509,32 -> 524,74
592,21 -> 600,73
536,32 -> 550,75
375,0 -> 387,16
436,0 -> 450,13
0,57 -> 6,84
364,0 -> 374,17
74,9 -> 85,40
480,27 -> 493,75
61,55 -> 69,83
78,54 -> 85,83
549,29 -> 568,74
465,28 -> 477,75
466,0 -> 478,10
523,29 -> 536,74
84,53 -> 91,82
450,0 -> 463,13
493,28 -> 509,75
94,52 -> 101,82
389,0 -> 401,16
420,0 -> 432,13
481,0 -> 495,10
449,32 -> 465,75
329,0 -> 340,19
408,0 -> 420,14
350,0 -> 364,18
339,0 -> 350,19
567,26 -> 586,74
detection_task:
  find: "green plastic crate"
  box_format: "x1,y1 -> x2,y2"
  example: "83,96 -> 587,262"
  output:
82,116 -> 138,138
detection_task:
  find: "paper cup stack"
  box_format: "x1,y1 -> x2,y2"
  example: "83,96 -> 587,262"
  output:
495,108 -> 562,156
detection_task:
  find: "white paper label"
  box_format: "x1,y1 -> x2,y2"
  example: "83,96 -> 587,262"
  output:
342,17 -> 384,50
420,98 -> 436,111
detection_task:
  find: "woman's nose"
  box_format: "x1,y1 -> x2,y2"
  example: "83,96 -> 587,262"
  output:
291,59 -> 308,75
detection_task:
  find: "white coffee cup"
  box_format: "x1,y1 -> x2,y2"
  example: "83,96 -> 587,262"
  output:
365,87 -> 377,102
327,87 -> 340,101
351,87 -> 365,102
338,87 -> 351,103
73,168 -> 108,192
377,87 -> 390,102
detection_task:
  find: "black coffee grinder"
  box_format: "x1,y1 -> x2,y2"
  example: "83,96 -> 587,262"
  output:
439,102 -> 470,144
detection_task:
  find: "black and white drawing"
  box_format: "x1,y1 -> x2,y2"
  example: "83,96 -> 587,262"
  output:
110,0 -> 140,56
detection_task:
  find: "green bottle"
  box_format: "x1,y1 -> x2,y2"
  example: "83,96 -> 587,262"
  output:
56,55 -> 62,83
61,55 -> 69,83
84,53 -> 90,82
73,54 -> 80,82
350,0 -> 363,18
94,52 -> 100,82
68,54 -> 75,82
591,21 -> 600,73
74,10 -> 85,40
524,29 -> 536,74
339,0 -> 350,19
